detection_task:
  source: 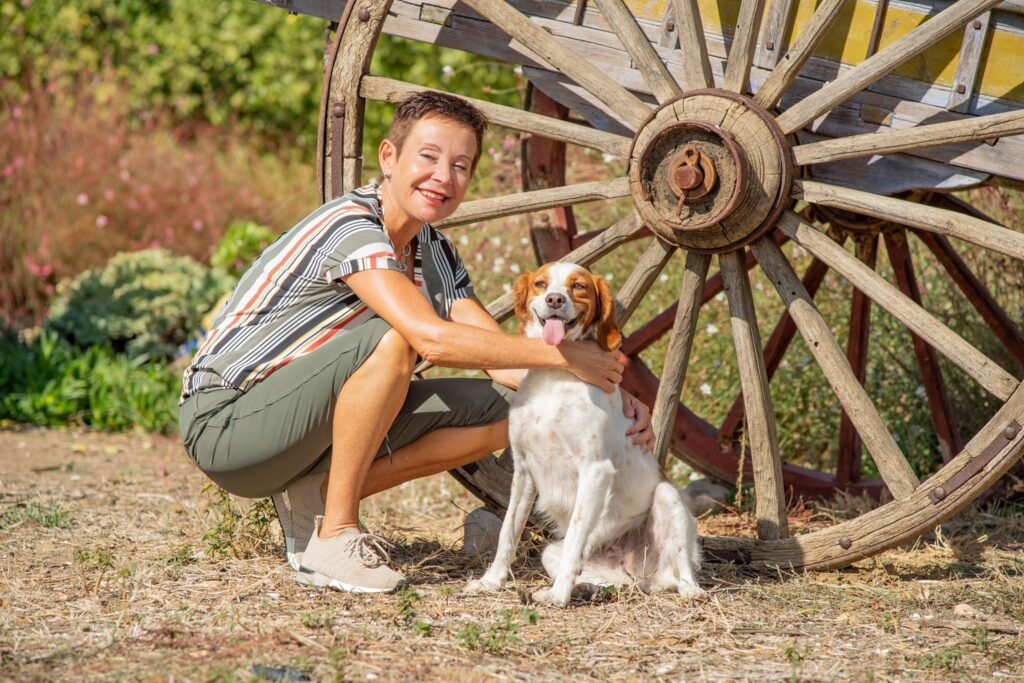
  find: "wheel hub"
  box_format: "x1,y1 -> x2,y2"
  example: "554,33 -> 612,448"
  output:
628,89 -> 794,253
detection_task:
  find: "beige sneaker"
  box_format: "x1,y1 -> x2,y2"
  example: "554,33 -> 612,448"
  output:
271,472 -> 326,570
296,519 -> 407,594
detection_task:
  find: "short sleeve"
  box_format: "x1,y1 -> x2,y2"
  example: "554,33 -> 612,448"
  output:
321,216 -> 403,283
428,228 -> 474,306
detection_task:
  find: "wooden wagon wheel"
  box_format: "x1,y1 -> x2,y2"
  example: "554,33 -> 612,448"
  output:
312,0 -> 1024,569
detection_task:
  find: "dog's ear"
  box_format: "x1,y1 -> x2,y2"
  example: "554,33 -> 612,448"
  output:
513,271 -> 534,334
594,275 -> 622,352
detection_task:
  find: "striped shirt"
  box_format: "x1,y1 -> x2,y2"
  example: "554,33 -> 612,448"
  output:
181,184 -> 473,400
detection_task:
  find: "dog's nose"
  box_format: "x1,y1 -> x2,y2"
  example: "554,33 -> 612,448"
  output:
545,293 -> 565,309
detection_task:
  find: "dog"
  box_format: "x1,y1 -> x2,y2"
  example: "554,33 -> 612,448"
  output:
465,262 -> 703,607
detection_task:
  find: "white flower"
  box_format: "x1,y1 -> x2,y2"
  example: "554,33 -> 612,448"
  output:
700,383 -> 712,396
791,245 -> 807,258
604,273 -> 614,282
459,234 -> 469,246
474,253 -> 483,262
441,64 -> 455,77
519,237 -> 529,245
510,263 -> 521,274
601,153 -> 617,164
502,282 -> 511,293
715,292 -> 725,302
513,65 -> 523,76
659,273 -> 669,282
492,257 -> 506,273
705,323 -> 719,336
490,236 -> 502,247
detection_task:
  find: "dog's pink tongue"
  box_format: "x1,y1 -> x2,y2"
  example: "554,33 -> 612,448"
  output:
542,318 -> 566,346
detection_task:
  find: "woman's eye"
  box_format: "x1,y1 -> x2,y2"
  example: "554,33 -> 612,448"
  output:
454,162 -> 469,171
420,153 -> 437,161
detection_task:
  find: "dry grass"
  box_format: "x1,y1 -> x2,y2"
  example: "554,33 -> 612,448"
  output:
1,426 -> 1023,682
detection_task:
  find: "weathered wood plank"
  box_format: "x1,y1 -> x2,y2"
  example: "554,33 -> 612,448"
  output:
948,11 -> 992,113
671,0 -> 715,89
752,236 -> 919,500
360,75 -> 631,157
459,0 -> 652,128
754,0 -> 850,109
720,249 -> 788,540
775,0 -> 1005,134
795,179 -> 1024,261
754,0 -> 793,71
792,109 -> 1024,165
437,177 -> 629,228
652,250 -> 711,469
722,0 -> 767,94
614,237 -> 677,328
778,210 -> 1018,402
593,0 -> 681,104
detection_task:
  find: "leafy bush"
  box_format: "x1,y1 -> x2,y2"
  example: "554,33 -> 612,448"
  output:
210,220 -> 276,279
0,329 -> 180,433
45,249 -> 232,359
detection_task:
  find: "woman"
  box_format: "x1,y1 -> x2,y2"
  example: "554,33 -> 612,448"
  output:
179,91 -> 653,593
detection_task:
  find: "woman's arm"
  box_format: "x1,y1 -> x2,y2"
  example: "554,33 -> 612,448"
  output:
344,269 -> 622,392
448,296 -> 525,390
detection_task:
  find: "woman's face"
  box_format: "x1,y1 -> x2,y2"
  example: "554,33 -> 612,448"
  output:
379,115 -> 478,226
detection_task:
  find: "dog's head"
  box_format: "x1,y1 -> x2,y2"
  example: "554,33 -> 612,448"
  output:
512,262 -> 621,351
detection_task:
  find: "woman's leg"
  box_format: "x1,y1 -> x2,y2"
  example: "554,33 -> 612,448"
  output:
320,328 -> 417,537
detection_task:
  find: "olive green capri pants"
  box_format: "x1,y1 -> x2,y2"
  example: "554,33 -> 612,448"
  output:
179,317 -> 514,498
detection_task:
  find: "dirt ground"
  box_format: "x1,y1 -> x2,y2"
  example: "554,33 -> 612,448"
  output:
1,426 -> 1023,682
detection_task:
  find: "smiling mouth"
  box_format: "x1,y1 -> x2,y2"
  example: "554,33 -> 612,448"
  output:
541,315 -> 578,329
418,188 -> 448,202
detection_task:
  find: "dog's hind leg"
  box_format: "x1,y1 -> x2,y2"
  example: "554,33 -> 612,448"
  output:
532,460 -> 616,607
465,461 -> 536,594
646,481 -> 704,598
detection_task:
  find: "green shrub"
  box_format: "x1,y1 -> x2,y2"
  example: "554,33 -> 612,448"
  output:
0,329 -> 180,433
210,220 -> 277,279
45,249 -> 232,359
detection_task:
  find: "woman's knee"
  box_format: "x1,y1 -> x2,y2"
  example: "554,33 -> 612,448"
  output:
370,328 -> 417,374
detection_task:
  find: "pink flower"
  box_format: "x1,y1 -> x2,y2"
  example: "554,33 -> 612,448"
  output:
103,189 -> 115,201
75,193 -> 89,206
13,155 -> 24,168
11,106 -> 22,119
95,215 -> 109,228
119,169 -> 131,182
2,165 -> 12,177
192,219 -> 204,231
147,43 -> 160,55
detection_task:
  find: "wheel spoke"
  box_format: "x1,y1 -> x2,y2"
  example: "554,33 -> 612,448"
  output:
437,177 -> 629,229
795,180 -> 1024,262
593,0 -> 682,104
652,251 -> 711,468
883,230 -> 963,462
722,0 -> 767,94
614,237 -> 677,327
486,212 -> 644,323
360,76 -> 631,157
837,234 -> 877,487
778,210 -> 1018,401
752,236 -> 920,499
775,0 -> 1003,135
720,255 -> 831,442
912,221 -> 1024,370
754,0 -> 850,110
670,0 -> 714,89
792,110 -> 1024,166
459,0 -> 652,129
720,249 -> 788,539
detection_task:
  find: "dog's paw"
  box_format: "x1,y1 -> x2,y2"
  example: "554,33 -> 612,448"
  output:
531,588 -> 570,608
676,582 -> 707,601
464,578 -> 502,594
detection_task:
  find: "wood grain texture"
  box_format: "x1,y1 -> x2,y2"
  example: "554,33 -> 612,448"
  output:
775,0 -> 1004,134
459,0 -> 651,129
652,250 -> 711,468
670,0 -> 714,89
751,236 -> 919,500
592,0 -> 681,104
757,0 -> 848,108
754,0 -> 794,70
778,210 -> 1018,401
723,0 -> 767,94
947,11 -> 991,113
792,109 -> 1024,165
795,180 -> 1024,261
720,249 -> 788,540
614,237 -> 677,328
360,76 -> 631,157
437,177 -> 629,228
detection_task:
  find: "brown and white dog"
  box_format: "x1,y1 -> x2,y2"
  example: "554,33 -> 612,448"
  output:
466,262 -> 703,606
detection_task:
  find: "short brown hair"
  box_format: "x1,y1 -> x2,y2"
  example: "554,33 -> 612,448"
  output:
386,91 -> 488,170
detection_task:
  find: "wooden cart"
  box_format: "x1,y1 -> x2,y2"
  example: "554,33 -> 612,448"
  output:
258,0 -> 1024,569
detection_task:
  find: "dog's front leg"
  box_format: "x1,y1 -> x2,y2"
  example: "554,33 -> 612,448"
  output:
532,460 -> 615,607
465,461 -> 536,594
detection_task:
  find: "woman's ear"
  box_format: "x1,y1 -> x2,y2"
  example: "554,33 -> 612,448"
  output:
378,138 -> 397,179
595,275 -> 622,352
513,272 -> 534,335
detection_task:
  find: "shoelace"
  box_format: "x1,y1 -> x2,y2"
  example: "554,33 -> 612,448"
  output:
346,532 -> 395,568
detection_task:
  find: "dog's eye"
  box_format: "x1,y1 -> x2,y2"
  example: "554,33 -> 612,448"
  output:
572,282 -> 586,291
533,280 -> 546,288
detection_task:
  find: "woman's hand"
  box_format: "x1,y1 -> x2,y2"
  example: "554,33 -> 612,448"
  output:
622,391 -> 654,453
558,341 -> 623,394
